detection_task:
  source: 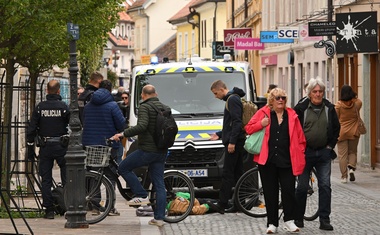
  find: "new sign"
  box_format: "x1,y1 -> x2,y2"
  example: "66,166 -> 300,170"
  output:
260,31 -> 294,43
234,38 -> 264,50
224,28 -> 252,47
278,27 -> 299,39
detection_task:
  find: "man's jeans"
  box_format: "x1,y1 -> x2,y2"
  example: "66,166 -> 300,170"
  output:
118,149 -> 167,220
296,147 -> 332,222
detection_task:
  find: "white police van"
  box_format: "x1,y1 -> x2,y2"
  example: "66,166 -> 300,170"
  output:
127,55 -> 265,189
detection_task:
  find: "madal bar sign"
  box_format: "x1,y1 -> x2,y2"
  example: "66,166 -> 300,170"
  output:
234,38 -> 264,50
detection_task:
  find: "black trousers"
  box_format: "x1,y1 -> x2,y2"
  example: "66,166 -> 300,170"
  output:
38,142 -> 67,209
219,143 -> 245,206
259,163 -> 296,227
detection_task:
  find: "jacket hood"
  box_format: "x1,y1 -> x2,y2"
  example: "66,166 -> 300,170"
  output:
228,87 -> 246,98
91,88 -> 114,105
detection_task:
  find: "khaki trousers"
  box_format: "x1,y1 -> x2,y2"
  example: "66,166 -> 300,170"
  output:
337,138 -> 359,179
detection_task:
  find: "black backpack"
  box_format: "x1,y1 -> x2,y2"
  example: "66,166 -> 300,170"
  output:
147,102 -> 178,149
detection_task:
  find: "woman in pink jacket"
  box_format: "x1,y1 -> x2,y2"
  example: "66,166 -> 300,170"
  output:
245,88 -> 306,234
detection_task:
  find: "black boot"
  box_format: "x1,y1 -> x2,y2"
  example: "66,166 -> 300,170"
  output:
44,207 -> 55,219
319,220 -> 333,231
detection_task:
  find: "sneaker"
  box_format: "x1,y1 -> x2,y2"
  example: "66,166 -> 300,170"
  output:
127,196 -> 150,206
294,220 -> 304,228
266,224 -> 278,234
284,220 -> 300,233
349,169 -> 355,181
341,177 -> 347,183
108,208 -> 120,216
148,219 -> 165,227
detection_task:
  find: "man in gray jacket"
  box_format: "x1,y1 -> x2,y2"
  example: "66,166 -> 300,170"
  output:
111,84 -> 169,227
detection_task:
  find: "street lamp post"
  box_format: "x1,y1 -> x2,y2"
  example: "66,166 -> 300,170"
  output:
113,50 -> 120,73
64,23 -> 89,229
103,47 -> 112,69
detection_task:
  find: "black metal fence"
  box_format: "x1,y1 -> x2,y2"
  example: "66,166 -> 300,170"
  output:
0,70 -> 70,233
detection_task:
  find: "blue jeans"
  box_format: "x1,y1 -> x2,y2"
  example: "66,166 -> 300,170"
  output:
118,149 -> 167,220
295,147 -> 332,222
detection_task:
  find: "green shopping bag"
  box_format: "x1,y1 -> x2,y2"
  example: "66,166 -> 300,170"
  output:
244,128 -> 265,154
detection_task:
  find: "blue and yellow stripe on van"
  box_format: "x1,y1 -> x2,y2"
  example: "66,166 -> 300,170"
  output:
175,123 -> 222,140
136,66 -> 244,75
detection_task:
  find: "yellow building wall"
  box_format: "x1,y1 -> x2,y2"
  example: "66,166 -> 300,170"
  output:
176,23 -> 199,61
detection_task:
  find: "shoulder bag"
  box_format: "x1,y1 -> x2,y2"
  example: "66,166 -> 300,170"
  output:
355,104 -> 367,135
244,128 -> 265,154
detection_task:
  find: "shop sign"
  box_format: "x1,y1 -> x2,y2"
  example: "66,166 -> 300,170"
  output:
260,31 -> 294,43
224,28 -> 252,47
308,21 -> 336,36
234,38 -> 264,50
336,11 -> 378,54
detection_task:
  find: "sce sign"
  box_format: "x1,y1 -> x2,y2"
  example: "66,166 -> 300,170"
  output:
278,27 -> 299,39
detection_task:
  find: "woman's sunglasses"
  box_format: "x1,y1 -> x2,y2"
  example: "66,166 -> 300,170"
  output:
275,96 -> 287,101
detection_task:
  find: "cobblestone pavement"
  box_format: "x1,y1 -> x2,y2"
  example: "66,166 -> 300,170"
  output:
159,161 -> 380,235
1,161 -> 379,235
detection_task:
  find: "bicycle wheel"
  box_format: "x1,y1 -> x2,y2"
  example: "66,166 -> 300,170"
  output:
234,167 -> 266,217
85,170 -> 115,224
304,168 -> 319,221
150,170 -> 195,223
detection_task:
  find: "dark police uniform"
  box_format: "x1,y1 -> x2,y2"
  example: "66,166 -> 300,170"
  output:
27,93 -> 70,212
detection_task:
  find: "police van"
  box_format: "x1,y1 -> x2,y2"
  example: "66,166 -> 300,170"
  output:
127,55 -> 266,189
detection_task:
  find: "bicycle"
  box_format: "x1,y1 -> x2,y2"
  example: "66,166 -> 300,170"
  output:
234,166 -> 318,221
83,142 -> 195,224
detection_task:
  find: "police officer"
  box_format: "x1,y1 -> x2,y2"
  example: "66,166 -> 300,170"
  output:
27,80 -> 70,219
78,71 -> 103,123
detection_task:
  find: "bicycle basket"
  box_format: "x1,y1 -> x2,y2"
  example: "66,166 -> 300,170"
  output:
85,145 -> 111,167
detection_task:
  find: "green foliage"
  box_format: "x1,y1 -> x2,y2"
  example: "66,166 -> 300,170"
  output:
107,69 -> 118,87
0,207 -> 43,219
0,0 -> 125,208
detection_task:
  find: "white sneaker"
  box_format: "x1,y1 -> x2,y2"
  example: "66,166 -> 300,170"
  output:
284,220 -> 300,233
266,224 -> 278,234
148,219 -> 165,227
127,196 -> 150,206
341,178 -> 347,184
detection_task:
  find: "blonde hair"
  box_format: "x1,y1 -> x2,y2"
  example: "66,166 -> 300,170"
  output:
267,87 -> 288,109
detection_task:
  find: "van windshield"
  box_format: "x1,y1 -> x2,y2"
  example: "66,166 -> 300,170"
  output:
134,72 -> 246,115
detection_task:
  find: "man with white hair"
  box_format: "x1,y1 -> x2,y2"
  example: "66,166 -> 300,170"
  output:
293,77 -> 340,231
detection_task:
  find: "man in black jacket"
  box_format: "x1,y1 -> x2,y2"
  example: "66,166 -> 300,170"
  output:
293,77 -> 340,231
27,80 -> 70,219
209,80 -> 246,214
78,72 -> 103,123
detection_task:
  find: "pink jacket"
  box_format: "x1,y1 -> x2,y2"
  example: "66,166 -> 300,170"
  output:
245,106 -> 306,176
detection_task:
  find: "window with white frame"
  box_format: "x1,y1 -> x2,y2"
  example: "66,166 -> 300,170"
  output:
184,33 -> 188,58
178,33 -> 183,59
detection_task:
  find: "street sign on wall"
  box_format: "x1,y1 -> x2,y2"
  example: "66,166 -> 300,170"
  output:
224,28 -> 252,47
308,21 -> 336,36
336,11 -> 378,54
